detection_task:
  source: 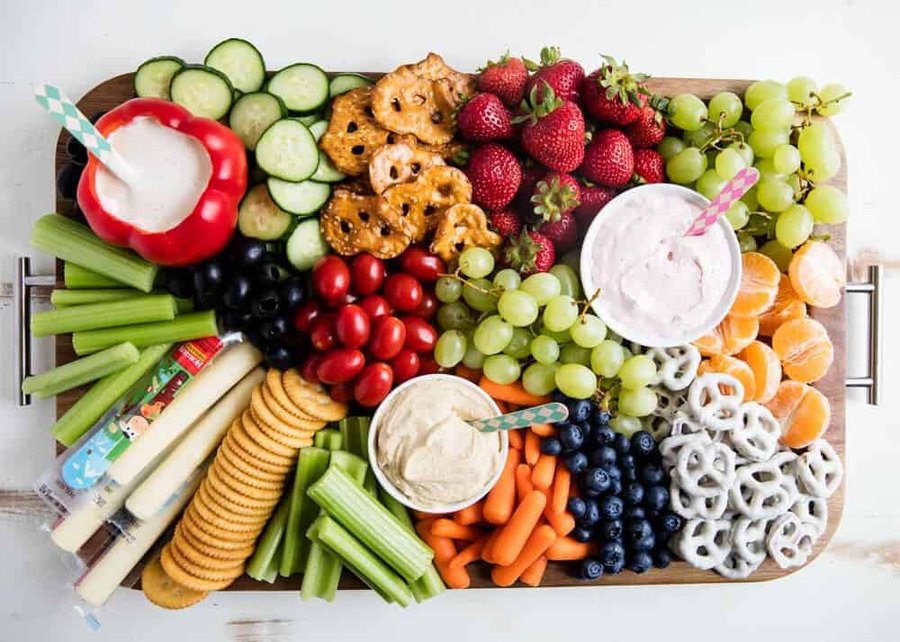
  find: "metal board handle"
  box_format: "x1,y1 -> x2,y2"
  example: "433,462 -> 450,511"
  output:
845,264 -> 882,405
14,256 -> 54,406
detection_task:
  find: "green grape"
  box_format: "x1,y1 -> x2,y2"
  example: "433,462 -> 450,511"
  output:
728,141 -> 755,166
696,169 -> 728,199
560,250 -> 580,273
569,314 -> 607,348
483,354 -> 521,385
493,268 -> 521,291
541,326 -> 571,344
458,247 -> 495,279
520,272 -> 561,306
473,315 -> 513,355
462,340 -> 485,369
530,334 -> 560,365
462,278 -> 497,312
715,147 -> 746,181
805,148 -> 841,182
609,414 -> 642,436
658,136 -> 686,161
749,129 -> 789,159
757,176 -> 794,212
435,276 -> 462,303
618,355 -> 657,389
744,80 -> 787,110
786,174 -> 803,201
797,122 -> 835,166
733,120 -> 754,140
437,301 -> 475,331
543,295 -> 579,332
750,99 -> 795,131
708,92 -> 743,128
549,264 -> 582,299
503,327 -> 533,359
787,76 -> 818,105
737,232 -> 758,253
683,121 -> 716,148
805,185 -> 848,224
618,387 -> 658,417
741,185 -> 759,210
498,289 -> 539,327
775,204 -> 814,248
555,363 -> 597,399
590,340 -> 626,377
816,83 -> 851,117
667,93 -> 708,131
560,343 -> 592,366
522,362 -> 558,396
754,158 -> 780,178
773,144 -> 801,174
620,344 -> 634,360
666,147 -> 708,184
724,201 -> 750,230
434,330 -> 467,368
606,331 -> 623,344
759,240 -> 794,272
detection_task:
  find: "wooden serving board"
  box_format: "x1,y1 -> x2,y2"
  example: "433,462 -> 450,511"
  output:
53,73 -> 846,589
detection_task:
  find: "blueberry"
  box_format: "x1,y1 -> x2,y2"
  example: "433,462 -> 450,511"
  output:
164,269 -> 194,299
623,467 -> 638,482
589,446 -> 617,468
591,425 -> 616,446
641,463 -> 664,485
551,390 -> 568,403
643,485 -> 669,512
540,437 -> 563,456
581,487 -> 601,498
658,511 -> 683,534
632,533 -> 656,552
613,433 -> 631,455
628,519 -> 653,542
264,344 -> 293,370
630,430 -> 656,459
572,526 -> 594,543
623,482 -> 644,506
599,541 -> 626,571
625,506 -> 646,521
598,519 -> 623,541
653,549 -> 672,569
604,464 -> 621,481
579,558 -> 604,580
582,499 -> 600,526
566,497 -> 587,520
567,399 -> 592,423
583,467 -> 612,495
562,451 -> 589,475
591,407 -> 611,427
56,162 -> 81,200
628,551 -> 653,573
619,453 -> 636,470
609,479 -> 623,496
223,275 -> 252,310
605,558 -> 626,575
558,423 -> 584,452
600,495 -> 624,521
579,420 -> 593,441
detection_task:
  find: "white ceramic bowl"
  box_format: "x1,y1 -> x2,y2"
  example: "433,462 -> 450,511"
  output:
579,183 -> 742,348
367,373 -> 508,514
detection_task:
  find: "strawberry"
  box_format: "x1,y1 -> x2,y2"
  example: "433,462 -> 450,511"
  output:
538,212 -> 579,251
573,184 -> 617,228
489,208 -> 522,237
624,105 -> 666,148
465,143 -> 521,210
633,148 -> 665,184
457,93 -> 514,142
515,85 -> 585,173
580,129 -> 634,188
525,46 -> 585,103
503,230 -> 556,275
531,172 -> 581,222
581,56 -> 650,126
478,53 -> 529,108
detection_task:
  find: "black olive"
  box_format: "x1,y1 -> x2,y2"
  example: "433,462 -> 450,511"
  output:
250,288 -> 281,320
260,316 -> 289,341
279,277 -> 306,310
256,261 -> 281,286
164,269 -> 194,299
221,308 -> 252,331
245,327 -> 265,349
222,275 -> 252,310
193,290 -> 217,311
89,110 -> 106,124
56,163 -> 81,200
66,136 -> 88,166
191,268 -> 207,297
235,237 -> 266,267
265,344 -> 293,370
202,260 -> 225,293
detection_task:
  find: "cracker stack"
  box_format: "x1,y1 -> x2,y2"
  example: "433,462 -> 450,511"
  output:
143,369 -> 347,608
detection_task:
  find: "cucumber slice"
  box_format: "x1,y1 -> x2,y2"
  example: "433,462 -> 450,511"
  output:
229,92 -> 286,150
255,119 -> 319,182
238,184 -> 292,240
266,178 -> 331,216
267,63 -> 329,113
305,120 -> 347,183
286,218 -> 328,271
328,74 -> 373,98
294,114 -> 321,126
308,120 -> 327,141
169,65 -> 233,120
134,56 -> 184,99
204,38 -> 266,93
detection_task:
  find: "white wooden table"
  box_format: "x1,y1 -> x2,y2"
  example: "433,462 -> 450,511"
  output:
2,0 -> 898,639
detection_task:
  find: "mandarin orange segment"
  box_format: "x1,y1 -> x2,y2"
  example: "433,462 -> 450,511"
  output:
759,274 -> 807,337
694,314 -> 759,357
738,341 -> 782,404
772,318 -> 833,383
789,241 -> 845,309
699,354 -> 756,402
765,380 -> 831,448
730,252 -> 780,317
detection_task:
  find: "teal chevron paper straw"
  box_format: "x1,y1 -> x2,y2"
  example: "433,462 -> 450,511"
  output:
470,402 -> 569,433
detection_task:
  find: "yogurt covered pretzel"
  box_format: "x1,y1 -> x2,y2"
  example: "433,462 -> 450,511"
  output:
729,402 -> 781,462
730,452 -> 800,520
766,512 -> 819,569
672,518 -> 732,570
687,373 -> 744,432
645,345 -> 702,391
790,494 -> 829,536
674,439 -> 737,498
795,439 -> 843,498
714,517 -> 769,579
659,430 -> 710,468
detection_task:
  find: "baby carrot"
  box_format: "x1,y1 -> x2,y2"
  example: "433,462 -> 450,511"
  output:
547,511 -> 575,537
483,449 -> 521,525
546,536 -> 594,561
419,529 -> 469,589
520,555 -> 548,587
453,501 -> 483,526
495,400 -> 510,413
491,490 -> 548,567
431,518 -> 481,541
491,525 -> 557,587
412,510 -> 446,521
550,467 -> 571,516
524,430 -> 541,466
531,454 -> 556,491
507,428 -> 524,451
515,463 -> 534,503
479,378 -> 551,407
530,423 -> 555,438
449,538 -> 485,570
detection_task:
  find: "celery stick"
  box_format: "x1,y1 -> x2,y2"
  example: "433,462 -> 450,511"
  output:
260,539 -> 285,583
338,416 -> 370,457
174,297 -> 194,314
32,214 -> 157,292
22,342 -> 139,398
246,497 -> 290,581
32,295 -> 176,337
280,447 -> 330,577
51,288 -> 145,307
51,344 -> 171,446
64,263 -> 129,289
311,515 -> 413,607
72,311 -> 218,355
308,466 -> 433,582
313,428 -> 342,450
